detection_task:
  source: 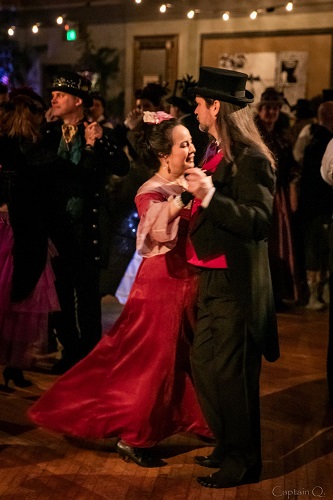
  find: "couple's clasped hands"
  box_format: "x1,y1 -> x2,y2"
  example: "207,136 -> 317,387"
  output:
84,121 -> 103,147
186,167 -> 213,201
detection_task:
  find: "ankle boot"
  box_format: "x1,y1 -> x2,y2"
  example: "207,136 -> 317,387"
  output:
3,367 -> 32,388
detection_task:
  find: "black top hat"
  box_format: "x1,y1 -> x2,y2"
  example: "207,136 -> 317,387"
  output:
49,71 -> 93,106
188,66 -> 254,105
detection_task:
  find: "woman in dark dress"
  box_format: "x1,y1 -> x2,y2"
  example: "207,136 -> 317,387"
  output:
255,87 -> 301,309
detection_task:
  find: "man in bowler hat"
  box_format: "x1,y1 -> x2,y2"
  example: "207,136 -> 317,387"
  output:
185,67 -> 280,488
45,71 -> 129,372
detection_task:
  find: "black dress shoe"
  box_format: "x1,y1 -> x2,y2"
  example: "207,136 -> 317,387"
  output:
197,457 -> 262,489
195,454 -> 223,468
116,440 -> 167,468
51,355 -> 80,375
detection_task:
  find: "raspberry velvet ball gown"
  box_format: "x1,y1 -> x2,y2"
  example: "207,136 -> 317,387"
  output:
28,174 -> 211,447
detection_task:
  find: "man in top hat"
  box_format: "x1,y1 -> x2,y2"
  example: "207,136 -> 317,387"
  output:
185,66 -> 280,488
45,70 -> 130,373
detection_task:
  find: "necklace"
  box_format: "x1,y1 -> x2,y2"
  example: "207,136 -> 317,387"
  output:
155,173 -> 169,182
155,172 -> 187,190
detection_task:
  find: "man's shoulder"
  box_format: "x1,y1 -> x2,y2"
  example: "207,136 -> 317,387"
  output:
45,120 -> 62,136
235,145 -> 268,164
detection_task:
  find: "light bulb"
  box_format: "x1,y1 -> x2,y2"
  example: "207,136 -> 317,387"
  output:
8,26 -> 15,36
32,24 -> 39,33
56,16 -> 64,25
286,2 -> 293,11
187,9 -> 195,19
250,10 -> 257,19
222,11 -> 229,21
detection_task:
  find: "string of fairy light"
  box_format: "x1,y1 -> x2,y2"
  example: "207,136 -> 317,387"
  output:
134,0 -> 295,20
3,1 -> 313,38
7,15 -> 78,38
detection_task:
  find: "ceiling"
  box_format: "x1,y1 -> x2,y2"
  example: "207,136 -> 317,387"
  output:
1,0 -> 333,28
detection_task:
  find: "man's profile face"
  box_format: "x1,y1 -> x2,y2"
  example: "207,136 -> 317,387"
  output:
194,96 -> 215,135
51,91 -> 81,119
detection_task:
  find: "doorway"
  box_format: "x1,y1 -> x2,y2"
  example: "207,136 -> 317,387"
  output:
133,35 -> 178,95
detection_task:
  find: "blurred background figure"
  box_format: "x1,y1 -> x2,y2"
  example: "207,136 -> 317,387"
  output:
166,75 -> 209,166
255,87 -> 300,310
288,98 -> 316,147
89,91 -> 114,128
124,82 -> 169,133
293,88 -> 333,166
297,100 -> 333,310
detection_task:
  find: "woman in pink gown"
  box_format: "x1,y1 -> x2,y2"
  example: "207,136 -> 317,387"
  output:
0,207 -> 59,386
0,92 -> 60,388
28,112 -> 211,467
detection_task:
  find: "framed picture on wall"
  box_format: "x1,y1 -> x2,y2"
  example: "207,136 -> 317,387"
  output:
218,52 -> 276,105
218,50 -> 308,106
201,30 -> 332,101
276,51 -> 308,105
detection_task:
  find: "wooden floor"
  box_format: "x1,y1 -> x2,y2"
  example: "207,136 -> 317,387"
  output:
1,297 -> 333,499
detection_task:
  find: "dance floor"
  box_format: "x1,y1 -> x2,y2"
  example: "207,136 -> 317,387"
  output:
0,296 -> 332,499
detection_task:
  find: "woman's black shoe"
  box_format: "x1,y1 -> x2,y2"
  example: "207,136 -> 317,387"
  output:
3,367 -> 33,388
116,440 -> 166,468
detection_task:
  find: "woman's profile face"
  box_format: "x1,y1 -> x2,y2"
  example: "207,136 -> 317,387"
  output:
167,124 -> 196,177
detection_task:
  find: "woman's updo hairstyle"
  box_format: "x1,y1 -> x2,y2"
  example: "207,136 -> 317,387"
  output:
135,117 -> 177,172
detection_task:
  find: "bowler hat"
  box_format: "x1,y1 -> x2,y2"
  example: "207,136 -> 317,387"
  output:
49,71 -> 93,106
188,66 -> 254,105
258,87 -> 285,108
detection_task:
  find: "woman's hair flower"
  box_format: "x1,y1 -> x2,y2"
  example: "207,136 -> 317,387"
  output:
143,111 -> 173,124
